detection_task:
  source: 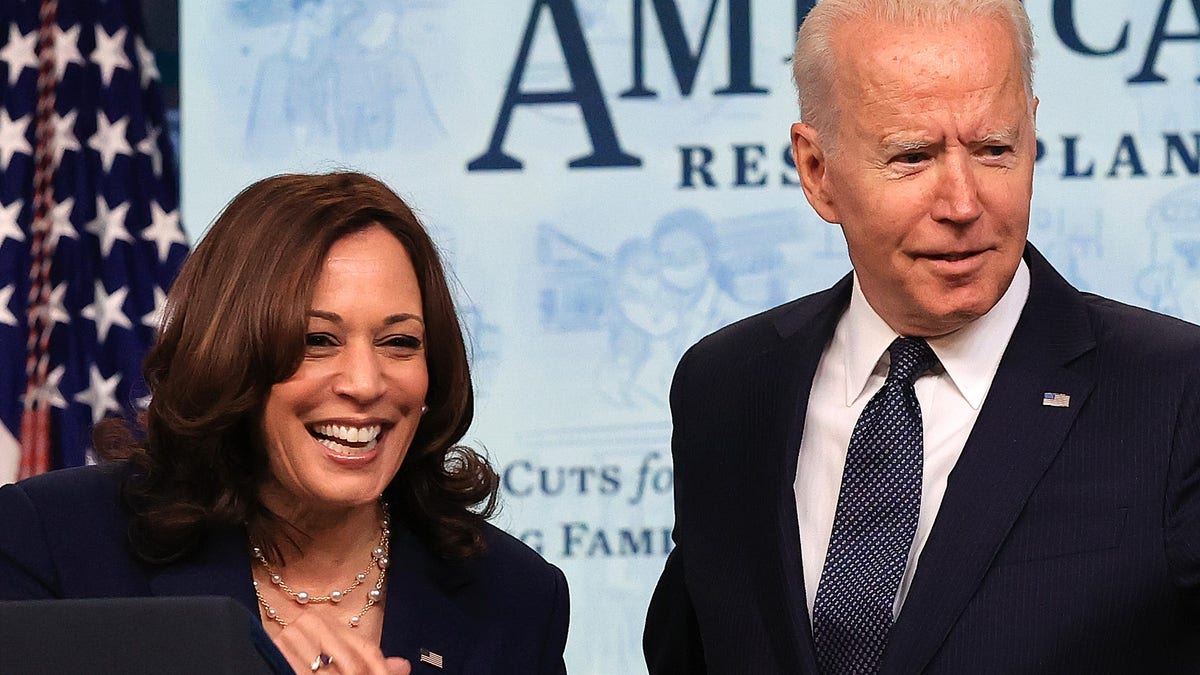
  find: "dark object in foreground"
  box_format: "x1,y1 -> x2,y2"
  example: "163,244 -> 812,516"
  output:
0,596 -> 291,675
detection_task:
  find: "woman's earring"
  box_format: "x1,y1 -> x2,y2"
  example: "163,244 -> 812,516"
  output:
420,404 -> 428,415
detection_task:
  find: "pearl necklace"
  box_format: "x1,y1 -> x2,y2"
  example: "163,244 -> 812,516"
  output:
251,504 -> 391,629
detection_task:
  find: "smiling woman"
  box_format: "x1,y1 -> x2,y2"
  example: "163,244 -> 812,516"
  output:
258,227 -> 431,531
0,173 -> 570,675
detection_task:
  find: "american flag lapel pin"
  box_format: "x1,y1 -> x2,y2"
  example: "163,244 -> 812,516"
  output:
1042,392 -> 1070,408
419,648 -> 445,669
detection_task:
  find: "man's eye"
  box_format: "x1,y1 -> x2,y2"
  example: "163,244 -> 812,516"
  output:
305,333 -> 336,348
895,153 -> 927,164
983,145 -> 1012,157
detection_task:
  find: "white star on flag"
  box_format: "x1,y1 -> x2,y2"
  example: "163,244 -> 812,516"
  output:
91,25 -> 132,88
36,281 -> 72,329
0,284 -> 17,327
134,36 -> 160,88
26,364 -> 69,410
0,110 -> 32,170
88,111 -> 133,173
86,196 -> 133,257
141,285 -> 167,331
0,198 -> 24,245
51,110 -> 82,167
143,201 -> 185,262
137,126 -> 163,178
74,365 -> 123,425
46,197 -> 79,250
0,24 -> 38,87
81,280 -> 132,342
53,23 -> 86,81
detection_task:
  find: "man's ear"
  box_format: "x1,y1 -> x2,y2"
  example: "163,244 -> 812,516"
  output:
791,122 -> 840,224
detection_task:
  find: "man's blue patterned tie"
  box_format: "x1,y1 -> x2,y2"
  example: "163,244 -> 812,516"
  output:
812,337 -> 939,675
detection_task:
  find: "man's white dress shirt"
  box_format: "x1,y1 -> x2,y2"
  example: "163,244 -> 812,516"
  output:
795,260 -> 1031,618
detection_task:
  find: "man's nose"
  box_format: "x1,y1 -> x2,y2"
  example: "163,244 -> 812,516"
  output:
931,154 -> 983,225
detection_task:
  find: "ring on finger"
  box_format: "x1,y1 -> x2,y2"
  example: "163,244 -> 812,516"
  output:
310,653 -> 333,671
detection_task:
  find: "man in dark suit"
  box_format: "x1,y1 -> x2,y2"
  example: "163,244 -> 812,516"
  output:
643,0 -> 1200,673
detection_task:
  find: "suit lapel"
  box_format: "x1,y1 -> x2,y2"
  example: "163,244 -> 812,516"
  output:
882,247 -> 1097,673
379,526 -> 471,674
747,276 -> 852,673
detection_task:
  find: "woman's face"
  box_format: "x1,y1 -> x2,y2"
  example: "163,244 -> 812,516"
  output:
260,225 -> 429,513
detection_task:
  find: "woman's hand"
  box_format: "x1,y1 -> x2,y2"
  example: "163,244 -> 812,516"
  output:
270,611 -> 410,675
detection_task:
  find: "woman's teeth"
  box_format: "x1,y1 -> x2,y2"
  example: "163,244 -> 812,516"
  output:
311,424 -> 382,454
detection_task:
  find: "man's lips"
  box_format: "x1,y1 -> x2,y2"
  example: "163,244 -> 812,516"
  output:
911,249 -> 994,279
916,250 -> 987,262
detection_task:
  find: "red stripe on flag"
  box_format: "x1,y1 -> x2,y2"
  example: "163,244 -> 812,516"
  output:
20,0 -> 60,478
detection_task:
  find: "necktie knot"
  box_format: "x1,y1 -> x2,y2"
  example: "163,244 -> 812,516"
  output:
885,337 -> 937,386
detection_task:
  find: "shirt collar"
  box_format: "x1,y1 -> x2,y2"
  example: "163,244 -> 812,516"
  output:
840,259 -> 1031,409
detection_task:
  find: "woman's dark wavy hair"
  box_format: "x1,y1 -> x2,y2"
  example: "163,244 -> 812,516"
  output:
96,172 -> 498,563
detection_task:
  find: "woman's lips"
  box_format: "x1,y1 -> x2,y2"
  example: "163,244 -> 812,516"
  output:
316,435 -> 378,456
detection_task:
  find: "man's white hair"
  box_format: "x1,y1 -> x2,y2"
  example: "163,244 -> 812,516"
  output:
793,0 -> 1035,146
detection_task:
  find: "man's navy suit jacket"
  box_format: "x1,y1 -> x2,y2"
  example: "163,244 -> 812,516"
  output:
645,246 -> 1200,673
0,463 -> 570,675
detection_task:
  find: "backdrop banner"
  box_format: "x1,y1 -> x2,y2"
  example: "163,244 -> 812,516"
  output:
182,2 -> 1200,671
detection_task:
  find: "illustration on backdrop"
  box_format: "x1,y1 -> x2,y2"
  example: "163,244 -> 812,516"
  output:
1136,185 -> 1200,325
232,0 -> 446,156
1027,205 -> 1103,291
538,208 -> 811,408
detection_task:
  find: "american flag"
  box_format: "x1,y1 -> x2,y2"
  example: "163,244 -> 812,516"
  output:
0,0 -> 187,484
1042,392 -> 1071,408
418,648 -> 445,669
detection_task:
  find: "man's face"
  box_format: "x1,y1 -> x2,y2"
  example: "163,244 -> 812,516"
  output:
791,16 -> 1037,337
